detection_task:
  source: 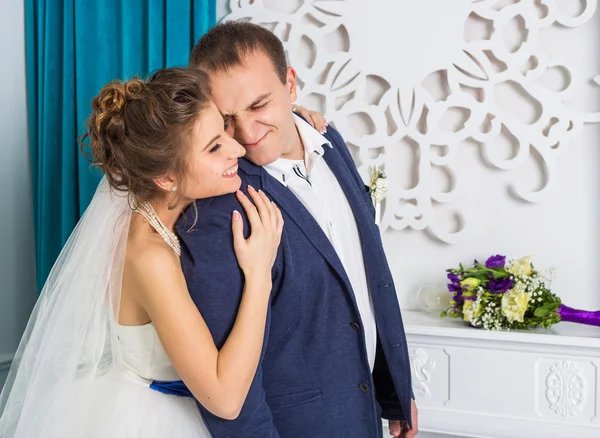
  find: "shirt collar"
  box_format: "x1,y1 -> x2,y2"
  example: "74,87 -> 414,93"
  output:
263,114 -> 332,187
294,113 -> 332,157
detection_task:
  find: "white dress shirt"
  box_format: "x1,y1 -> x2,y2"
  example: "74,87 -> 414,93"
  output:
264,115 -> 377,370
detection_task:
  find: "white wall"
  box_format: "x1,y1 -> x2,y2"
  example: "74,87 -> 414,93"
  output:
0,0 -> 37,387
217,1 -> 600,314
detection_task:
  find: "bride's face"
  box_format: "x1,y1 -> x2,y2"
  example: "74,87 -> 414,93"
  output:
180,102 -> 246,200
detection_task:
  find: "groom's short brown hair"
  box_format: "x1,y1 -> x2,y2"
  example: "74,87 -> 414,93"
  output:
189,21 -> 288,84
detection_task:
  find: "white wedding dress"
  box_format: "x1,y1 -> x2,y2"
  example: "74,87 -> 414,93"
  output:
35,323 -> 211,437
0,179 -> 212,437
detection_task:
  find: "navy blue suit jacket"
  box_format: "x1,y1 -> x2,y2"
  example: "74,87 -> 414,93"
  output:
177,124 -> 413,437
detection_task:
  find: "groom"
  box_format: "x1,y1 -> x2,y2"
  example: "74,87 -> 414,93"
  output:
178,21 -> 418,438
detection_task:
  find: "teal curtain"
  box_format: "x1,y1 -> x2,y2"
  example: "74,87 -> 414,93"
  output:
26,0 -> 216,292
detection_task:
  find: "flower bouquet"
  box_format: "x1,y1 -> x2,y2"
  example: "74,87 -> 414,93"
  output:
442,254 -> 600,330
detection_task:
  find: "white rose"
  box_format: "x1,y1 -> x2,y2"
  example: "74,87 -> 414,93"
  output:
375,178 -> 388,191
501,289 -> 531,323
508,256 -> 533,277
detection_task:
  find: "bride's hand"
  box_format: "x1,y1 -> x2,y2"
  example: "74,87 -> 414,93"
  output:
232,186 -> 284,279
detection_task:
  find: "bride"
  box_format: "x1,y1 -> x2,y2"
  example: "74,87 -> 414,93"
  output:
0,67 -> 324,437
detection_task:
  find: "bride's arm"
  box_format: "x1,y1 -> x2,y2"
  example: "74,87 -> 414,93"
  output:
127,188 -> 283,420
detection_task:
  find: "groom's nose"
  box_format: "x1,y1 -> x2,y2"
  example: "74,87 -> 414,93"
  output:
233,115 -> 260,145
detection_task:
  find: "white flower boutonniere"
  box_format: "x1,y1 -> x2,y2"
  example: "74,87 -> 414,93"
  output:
368,166 -> 387,225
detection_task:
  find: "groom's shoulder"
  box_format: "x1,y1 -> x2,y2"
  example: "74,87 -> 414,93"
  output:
323,123 -> 346,145
322,124 -> 354,164
179,191 -> 242,238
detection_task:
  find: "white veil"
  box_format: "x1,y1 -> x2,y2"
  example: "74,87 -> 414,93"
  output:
0,177 -> 132,437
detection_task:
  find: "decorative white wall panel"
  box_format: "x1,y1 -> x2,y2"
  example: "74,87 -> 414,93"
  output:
223,0 -> 600,243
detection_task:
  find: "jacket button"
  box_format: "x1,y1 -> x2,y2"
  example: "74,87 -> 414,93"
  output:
350,321 -> 360,330
358,383 -> 369,393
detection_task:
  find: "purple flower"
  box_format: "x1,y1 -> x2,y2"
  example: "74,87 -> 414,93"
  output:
485,255 -> 506,269
447,273 -> 460,283
488,278 -> 513,294
453,290 -> 465,308
447,283 -> 461,293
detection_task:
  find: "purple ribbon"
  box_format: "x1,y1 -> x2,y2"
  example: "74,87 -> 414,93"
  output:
558,304 -> 600,327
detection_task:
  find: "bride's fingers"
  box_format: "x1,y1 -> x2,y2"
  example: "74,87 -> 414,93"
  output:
235,190 -> 259,231
274,204 -> 284,243
247,186 -> 271,227
257,190 -> 278,232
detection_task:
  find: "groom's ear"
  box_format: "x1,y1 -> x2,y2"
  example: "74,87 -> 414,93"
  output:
153,175 -> 177,193
286,66 -> 298,103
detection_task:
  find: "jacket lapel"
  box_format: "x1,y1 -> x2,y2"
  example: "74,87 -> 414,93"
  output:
239,159 -> 351,287
322,147 -> 378,260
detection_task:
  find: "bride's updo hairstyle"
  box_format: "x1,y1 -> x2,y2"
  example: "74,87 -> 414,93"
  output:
79,67 -> 212,204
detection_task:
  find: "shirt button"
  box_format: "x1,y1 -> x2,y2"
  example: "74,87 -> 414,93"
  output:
350,322 -> 360,330
358,383 -> 370,393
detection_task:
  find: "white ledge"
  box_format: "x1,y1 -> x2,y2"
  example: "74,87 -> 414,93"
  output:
402,310 -> 600,349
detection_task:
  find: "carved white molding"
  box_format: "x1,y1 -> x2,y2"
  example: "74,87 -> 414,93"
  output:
535,357 -> 596,422
223,0 -> 600,243
409,347 -> 436,398
545,361 -> 586,417
407,345 -> 450,406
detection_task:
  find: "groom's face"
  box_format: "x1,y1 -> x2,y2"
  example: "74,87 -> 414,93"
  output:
208,51 -> 299,167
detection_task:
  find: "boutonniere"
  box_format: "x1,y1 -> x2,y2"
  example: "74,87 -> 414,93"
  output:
368,166 -> 387,225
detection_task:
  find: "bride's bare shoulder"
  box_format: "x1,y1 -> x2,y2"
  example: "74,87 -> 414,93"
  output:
125,214 -> 178,275
121,215 -> 184,321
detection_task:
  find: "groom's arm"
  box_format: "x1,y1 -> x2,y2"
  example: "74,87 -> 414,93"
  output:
178,196 -> 281,438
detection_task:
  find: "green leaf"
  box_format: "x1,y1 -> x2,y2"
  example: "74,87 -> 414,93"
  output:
538,302 -> 560,312
490,270 -> 508,279
439,310 -> 448,318
547,303 -> 560,312
534,308 -> 550,317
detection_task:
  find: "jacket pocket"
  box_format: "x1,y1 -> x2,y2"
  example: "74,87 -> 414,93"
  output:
267,388 -> 322,409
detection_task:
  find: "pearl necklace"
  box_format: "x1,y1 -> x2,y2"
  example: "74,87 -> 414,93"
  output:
135,201 -> 181,257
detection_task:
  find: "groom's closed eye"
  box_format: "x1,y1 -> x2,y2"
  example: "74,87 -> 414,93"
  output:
250,101 -> 268,111
246,92 -> 272,112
